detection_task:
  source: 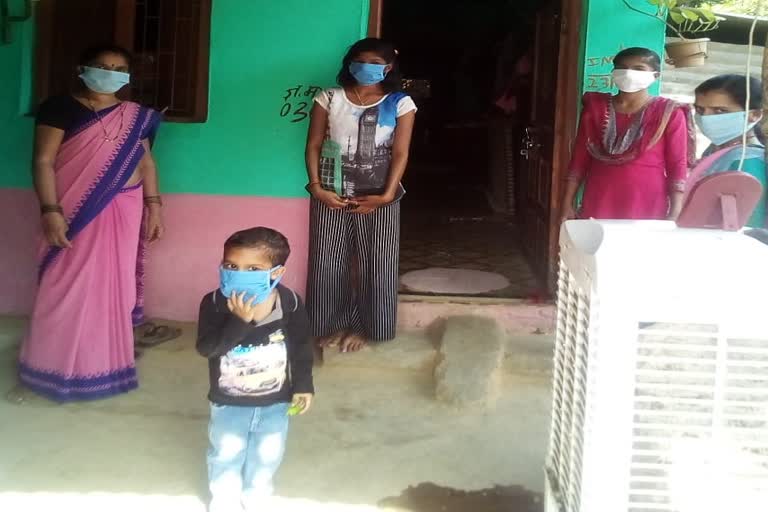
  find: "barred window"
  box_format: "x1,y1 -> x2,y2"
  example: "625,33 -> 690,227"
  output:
35,0 -> 211,122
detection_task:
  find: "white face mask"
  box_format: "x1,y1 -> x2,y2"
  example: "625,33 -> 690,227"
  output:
612,69 -> 658,93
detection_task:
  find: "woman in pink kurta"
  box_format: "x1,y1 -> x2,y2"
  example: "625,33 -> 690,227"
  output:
561,48 -> 695,221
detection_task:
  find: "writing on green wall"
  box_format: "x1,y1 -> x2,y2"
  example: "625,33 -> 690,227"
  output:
152,0 -> 369,197
581,0 -> 665,95
0,0 -> 671,197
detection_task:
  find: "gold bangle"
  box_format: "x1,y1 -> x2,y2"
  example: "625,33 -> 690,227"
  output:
144,196 -> 163,206
40,204 -> 63,215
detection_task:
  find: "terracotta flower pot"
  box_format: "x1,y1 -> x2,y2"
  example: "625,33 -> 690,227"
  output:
665,38 -> 710,68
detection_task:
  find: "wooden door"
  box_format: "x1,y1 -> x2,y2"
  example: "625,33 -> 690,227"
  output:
517,0 -> 582,291
517,1 -> 560,287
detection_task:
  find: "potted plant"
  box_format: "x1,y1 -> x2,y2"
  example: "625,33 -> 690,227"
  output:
622,0 -> 725,67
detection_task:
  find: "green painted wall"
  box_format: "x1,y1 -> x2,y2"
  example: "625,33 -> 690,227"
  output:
1,0 -> 667,196
0,0 -> 368,197
581,0 -> 666,95
0,0 -> 35,189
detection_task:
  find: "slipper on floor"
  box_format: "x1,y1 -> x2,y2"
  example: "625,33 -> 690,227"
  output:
136,324 -> 182,348
133,321 -> 156,340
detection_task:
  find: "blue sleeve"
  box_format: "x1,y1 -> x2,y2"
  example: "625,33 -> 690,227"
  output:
732,157 -> 767,228
734,157 -> 767,184
141,108 -> 163,147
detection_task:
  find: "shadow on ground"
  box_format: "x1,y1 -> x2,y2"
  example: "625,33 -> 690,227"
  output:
380,483 -> 542,512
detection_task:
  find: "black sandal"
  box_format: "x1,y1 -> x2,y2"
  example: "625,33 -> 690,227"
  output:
136,324 -> 182,348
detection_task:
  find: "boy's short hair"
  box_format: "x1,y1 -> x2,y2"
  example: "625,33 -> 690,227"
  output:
224,227 -> 291,266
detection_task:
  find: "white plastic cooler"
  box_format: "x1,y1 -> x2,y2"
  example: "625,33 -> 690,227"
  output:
546,220 -> 768,512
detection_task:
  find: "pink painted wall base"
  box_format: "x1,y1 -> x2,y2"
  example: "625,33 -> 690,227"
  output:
0,189 -> 309,321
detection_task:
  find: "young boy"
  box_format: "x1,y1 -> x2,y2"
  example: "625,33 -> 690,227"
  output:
197,227 -> 314,512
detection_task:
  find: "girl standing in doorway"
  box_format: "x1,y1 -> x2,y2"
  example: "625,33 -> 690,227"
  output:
305,38 -> 417,353
686,74 -> 766,228
561,47 -> 695,221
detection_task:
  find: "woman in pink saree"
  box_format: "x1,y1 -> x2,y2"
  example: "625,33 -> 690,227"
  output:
15,45 -> 164,402
561,48 -> 695,221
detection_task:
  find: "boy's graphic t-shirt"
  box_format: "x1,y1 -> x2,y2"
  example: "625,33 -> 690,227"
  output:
218,329 -> 287,397
198,286 -> 315,407
314,88 -> 417,198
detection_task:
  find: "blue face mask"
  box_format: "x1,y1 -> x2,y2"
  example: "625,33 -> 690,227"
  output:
695,111 -> 759,146
219,266 -> 283,305
349,62 -> 388,86
79,66 -> 130,94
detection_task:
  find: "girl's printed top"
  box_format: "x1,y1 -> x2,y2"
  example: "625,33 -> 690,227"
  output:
314,88 -> 417,198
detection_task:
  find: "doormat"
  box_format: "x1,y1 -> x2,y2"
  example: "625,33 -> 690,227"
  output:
400,268 -> 510,295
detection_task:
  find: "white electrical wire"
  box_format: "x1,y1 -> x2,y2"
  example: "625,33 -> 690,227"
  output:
738,9 -> 760,171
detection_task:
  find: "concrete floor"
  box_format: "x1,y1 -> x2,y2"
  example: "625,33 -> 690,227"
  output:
0,317 -> 552,512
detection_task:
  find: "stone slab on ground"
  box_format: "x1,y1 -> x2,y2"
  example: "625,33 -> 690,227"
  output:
435,316 -> 505,409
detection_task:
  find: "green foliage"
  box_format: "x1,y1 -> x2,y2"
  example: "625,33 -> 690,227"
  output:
646,0 -> 725,35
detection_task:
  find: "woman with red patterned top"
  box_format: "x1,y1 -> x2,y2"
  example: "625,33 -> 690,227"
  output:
560,47 -> 695,222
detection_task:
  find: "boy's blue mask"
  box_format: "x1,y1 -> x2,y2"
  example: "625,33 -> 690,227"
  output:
219,266 -> 283,304
349,62 -> 388,86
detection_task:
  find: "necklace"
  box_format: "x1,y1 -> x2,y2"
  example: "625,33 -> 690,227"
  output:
353,87 -> 368,106
88,99 -> 124,142
352,87 -> 384,107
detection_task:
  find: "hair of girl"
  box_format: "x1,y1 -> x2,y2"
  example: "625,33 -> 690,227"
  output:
696,74 -> 765,144
337,37 -> 403,93
612,47 -> 662,72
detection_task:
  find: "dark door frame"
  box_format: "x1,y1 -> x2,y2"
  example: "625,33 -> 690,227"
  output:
370,0 -> 583,288
548,0 -> 583,286
368,0 -> 383,37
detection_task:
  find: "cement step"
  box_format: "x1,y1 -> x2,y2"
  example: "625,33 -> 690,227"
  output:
397,295 -> 555,337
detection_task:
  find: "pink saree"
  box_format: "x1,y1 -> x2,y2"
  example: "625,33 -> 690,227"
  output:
20,101 -> 161,401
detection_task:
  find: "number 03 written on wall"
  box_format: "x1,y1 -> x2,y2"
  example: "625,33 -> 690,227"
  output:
280,85 -> 322,123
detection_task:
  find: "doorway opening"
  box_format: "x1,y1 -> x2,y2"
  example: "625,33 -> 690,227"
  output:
379,0 -> 575,299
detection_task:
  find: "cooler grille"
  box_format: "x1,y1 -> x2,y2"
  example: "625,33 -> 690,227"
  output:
629,323 -> 768,512
547,260 -> 592,512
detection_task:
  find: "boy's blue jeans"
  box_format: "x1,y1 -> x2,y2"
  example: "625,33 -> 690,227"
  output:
207,402 -> 290,512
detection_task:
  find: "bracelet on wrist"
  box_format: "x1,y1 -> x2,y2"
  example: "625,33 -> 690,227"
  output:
305,182 -> 322,193
143,195 -> 163,207
40,204 -> 63,215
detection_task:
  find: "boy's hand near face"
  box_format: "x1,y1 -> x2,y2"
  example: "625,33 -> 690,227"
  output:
227,291 -> 277,324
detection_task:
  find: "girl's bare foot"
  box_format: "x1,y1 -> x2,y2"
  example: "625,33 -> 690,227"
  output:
316,332 -> 344,348
339,333 -> 367,353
